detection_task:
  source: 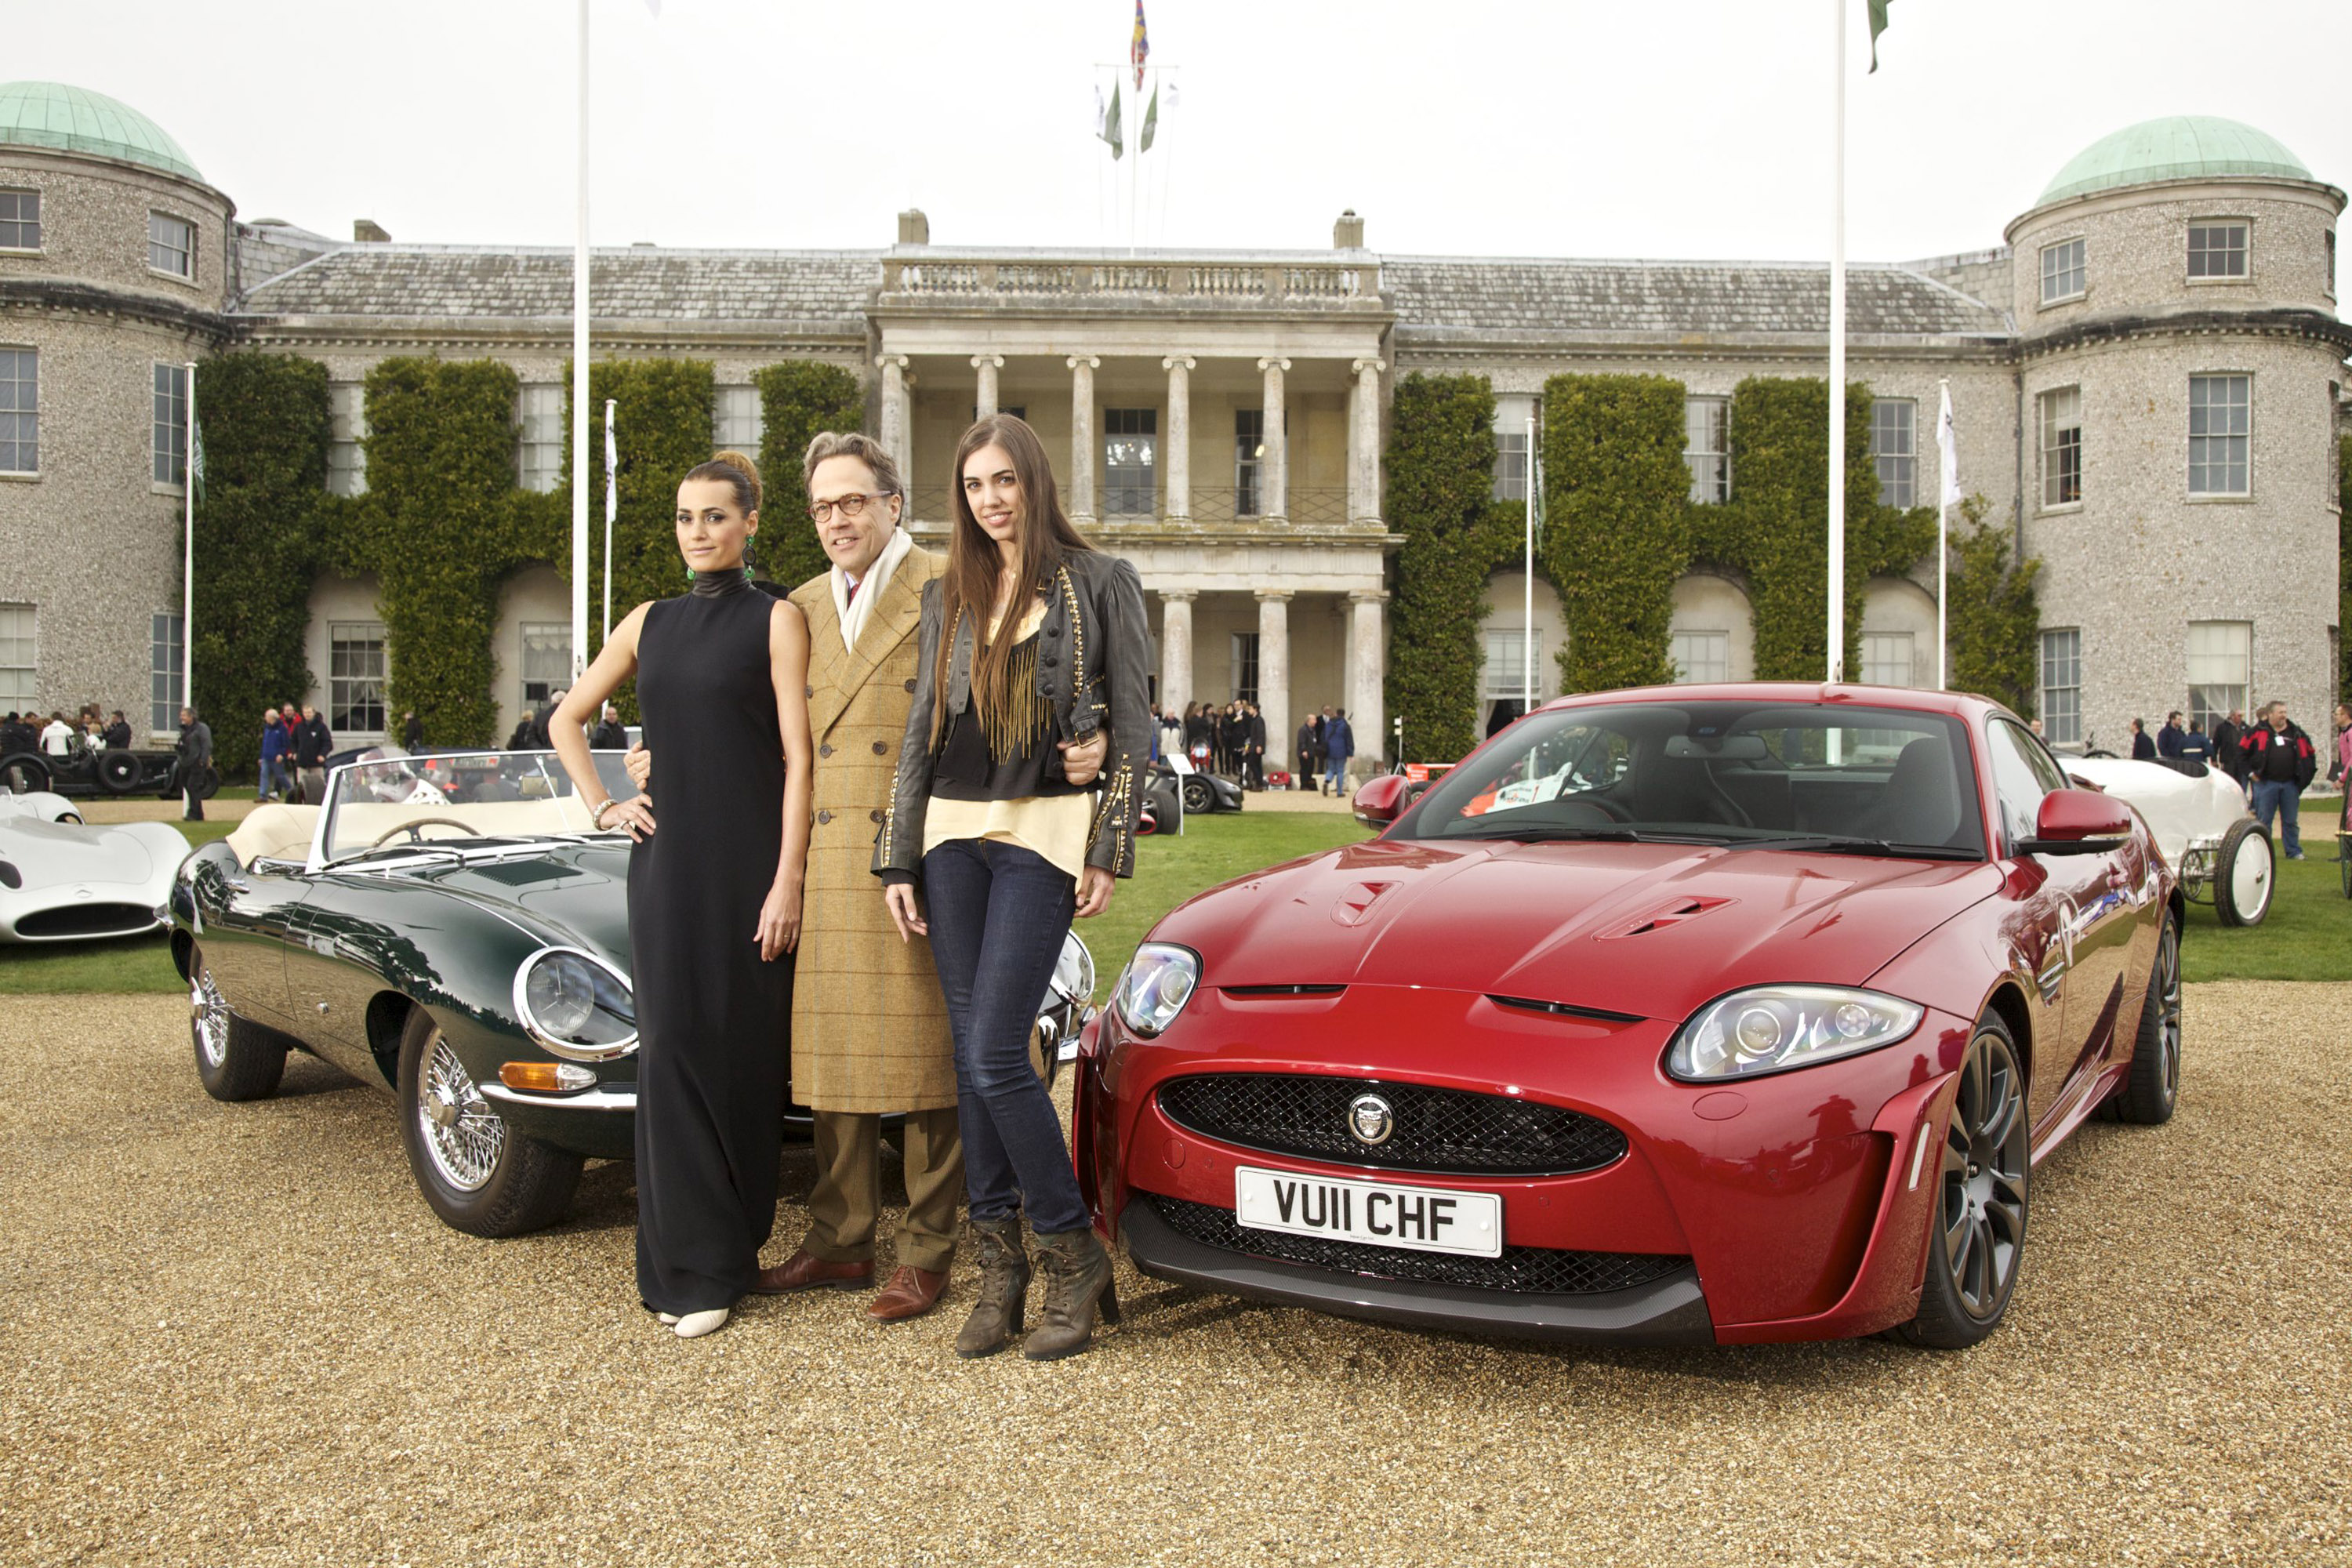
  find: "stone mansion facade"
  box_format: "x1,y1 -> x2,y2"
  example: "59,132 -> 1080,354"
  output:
2,82 -> 2344,769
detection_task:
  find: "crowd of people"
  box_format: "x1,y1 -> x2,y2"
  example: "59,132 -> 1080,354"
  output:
1152,699 -> 1356,793
2127,700 -> 2352,860
255,702 -> 335,806
0,705 -> 134,758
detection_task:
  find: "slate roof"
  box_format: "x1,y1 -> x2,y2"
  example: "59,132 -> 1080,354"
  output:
1383,257 -> 2012,341
236,245 -> 880,329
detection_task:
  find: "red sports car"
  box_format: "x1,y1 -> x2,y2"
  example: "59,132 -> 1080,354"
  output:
1076,685 -> 2183,1348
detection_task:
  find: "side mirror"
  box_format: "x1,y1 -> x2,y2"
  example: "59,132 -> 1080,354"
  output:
2016,787 -> 2132,856
1352,773 -> 1409,829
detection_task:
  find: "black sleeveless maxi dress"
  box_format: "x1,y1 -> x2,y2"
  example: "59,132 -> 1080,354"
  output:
627,575 -> 793,1315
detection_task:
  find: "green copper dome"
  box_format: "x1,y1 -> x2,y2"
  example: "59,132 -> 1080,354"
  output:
0,82 -> 203,183
2037,117 -> 2312,206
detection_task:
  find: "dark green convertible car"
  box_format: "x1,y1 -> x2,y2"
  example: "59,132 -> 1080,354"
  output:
170,750 -> 1096,1237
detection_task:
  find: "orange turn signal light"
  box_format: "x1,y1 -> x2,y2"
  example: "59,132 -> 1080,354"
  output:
499,1061 -> 597,1094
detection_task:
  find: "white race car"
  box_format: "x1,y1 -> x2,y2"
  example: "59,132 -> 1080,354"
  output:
0,804 -> 191,943
2066,756 -> 2272,926
0,786 -> 85,825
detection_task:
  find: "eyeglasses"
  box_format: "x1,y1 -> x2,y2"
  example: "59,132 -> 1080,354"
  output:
808,492 -> 895,524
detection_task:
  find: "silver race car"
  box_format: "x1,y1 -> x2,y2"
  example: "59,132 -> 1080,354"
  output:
0,794 -> 191,942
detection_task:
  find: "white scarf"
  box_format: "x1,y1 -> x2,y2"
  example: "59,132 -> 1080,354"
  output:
832,527 -> 915,654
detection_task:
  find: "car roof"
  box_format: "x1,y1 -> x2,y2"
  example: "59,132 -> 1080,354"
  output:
1534,682 -> 2003,724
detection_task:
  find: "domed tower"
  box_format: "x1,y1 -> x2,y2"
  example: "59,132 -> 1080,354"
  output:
0,82 -> 234,740
2005,116 -> 2347,753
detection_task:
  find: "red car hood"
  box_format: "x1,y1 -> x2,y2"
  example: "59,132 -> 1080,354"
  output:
1156,837 -> 2005,1022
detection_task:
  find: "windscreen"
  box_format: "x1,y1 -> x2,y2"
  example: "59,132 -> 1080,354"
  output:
1406,702 -> 1987,859
320,750 -> 640,864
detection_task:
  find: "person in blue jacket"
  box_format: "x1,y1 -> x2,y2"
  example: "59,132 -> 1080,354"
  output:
257,706 -> 291,802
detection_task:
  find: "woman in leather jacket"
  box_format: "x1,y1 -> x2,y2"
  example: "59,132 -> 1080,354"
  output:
875,412 -> 1149,1362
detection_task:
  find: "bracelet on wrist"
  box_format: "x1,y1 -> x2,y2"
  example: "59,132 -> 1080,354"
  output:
590,798 -> 618,829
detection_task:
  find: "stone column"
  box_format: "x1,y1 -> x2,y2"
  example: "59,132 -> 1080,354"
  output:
1258,356 -> 1290,521
1348,357 -> 1385,526
1162,354 -> 1194,521
971,353 -> 1003,419
1160,590 -> 1195,717
1066,355 -> 1100,524
878,353 -> 912,494
1348,590 -> 1387,776
1257,590 -> 1293,774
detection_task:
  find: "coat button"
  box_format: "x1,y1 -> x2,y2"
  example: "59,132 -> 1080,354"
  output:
872,741 -> 888,755
819,743 -> 833,757
905,678 -> 916,692
869,809 -> 884,824
817,809 -> 833,825
1043,654 -> 1059,669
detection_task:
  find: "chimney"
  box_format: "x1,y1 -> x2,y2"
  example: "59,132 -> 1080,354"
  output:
1333,209 -> 1364,250
353,219 -> 391,244
898,209 -> 930,247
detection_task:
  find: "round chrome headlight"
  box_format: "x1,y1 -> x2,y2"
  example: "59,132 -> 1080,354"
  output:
514,946 -> 637,1062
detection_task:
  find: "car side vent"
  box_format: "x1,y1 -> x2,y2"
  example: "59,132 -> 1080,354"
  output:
0,859 -> 18,890
1602,895 -> 1734,938
1221,984 -> 1346,998
1488,995 -> 1645,1025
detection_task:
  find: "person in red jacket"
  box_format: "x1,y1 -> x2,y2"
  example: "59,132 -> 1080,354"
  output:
2239,701 -> 2318,860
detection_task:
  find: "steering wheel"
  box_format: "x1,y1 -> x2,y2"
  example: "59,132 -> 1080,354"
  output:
370,817 -> 485,848
1574,793 -> 1636,822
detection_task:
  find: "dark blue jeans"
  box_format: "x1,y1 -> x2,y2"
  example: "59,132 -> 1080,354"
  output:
920,837 -> 1088,1236
2252,779 -> 2303,858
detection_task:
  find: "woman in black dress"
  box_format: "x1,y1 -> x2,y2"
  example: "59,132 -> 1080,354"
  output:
552,451 -> 814,1340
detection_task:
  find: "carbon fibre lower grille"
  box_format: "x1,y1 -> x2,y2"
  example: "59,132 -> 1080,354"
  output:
1148,1195 -> 1689,1297
1157,1073 -> 1626,1175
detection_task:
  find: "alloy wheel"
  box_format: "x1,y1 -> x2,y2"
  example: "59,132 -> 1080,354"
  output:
1937,1029 -> 2029,1321
416,1033 -> 505,1192
191,964 -> 230,1069
2151,918 -> 2183,1103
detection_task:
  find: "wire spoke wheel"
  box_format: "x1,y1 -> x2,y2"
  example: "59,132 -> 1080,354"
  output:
191,964 -> 230,1069
416,1033 -> 505,1192
1936,1028 -> 2030,1323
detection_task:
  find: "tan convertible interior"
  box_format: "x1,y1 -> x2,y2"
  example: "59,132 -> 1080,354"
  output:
226,797 -> 599,867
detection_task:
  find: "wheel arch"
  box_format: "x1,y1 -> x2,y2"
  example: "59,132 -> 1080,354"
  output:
1980,980 -> 2034,1091
365,991 -> 419,1087
170,928 -> 194,982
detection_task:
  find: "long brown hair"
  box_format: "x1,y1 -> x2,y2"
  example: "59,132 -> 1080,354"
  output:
932,414 -> 1094,746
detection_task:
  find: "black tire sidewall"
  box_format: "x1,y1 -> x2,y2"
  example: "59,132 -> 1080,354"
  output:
95,751 -> 140,795
1902,1014 -> 2029,1349
2115,912 -> 2182,1125
189,946 -> 287,1102
394,1007 -> 579,1237
1,753 -> 49,794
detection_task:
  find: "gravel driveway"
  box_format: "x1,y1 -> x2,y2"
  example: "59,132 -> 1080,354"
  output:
3,985 -> 2346,1567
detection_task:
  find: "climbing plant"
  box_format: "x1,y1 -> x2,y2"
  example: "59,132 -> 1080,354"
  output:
756,359 -> 866,590
1943,493 -> 2042,715
2340,434 -> 2350,702
188,352 -> 331,777
1538,373 -> 1691,691
1383,372 -> 1513,765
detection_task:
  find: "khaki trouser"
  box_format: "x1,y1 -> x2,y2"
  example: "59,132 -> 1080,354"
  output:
801,1106 -> 963,1274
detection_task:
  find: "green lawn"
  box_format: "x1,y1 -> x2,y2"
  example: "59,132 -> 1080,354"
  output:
3,806 -> 2340,998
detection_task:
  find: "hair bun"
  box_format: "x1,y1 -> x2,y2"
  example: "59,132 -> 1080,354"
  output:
710,449 -> 762,507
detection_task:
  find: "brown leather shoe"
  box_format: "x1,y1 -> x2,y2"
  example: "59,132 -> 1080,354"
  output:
864,1265 -> 949,1323
750,1249 -> 874,1294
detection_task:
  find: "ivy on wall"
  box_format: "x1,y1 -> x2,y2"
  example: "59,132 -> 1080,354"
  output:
1943,493 -> 2042,715
2339,434 -> 2350,703
755,359 -> 866,590
1538,373 -> 1692,692
1383,372 -> 1512,765
188,353 -> 330,779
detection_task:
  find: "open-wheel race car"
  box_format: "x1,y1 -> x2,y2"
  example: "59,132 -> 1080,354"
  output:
2063,757 -> 2272,926
173,749 -> 1096,1237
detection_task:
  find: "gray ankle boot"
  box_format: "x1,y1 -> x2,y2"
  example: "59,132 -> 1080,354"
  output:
955,1215 -> 1030,1359
1022,1227 -> 1120,1361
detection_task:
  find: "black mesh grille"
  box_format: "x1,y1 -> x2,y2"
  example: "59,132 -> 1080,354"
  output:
1157,1073 -> 1626,1175
16,902 -> 158,938
1148,1194 -> 1688,1296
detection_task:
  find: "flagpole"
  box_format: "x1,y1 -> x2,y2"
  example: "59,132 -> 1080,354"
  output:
1523,410 -> 1536,716
601,397 -> 616,642
570,0 -> 592,681
1825,0 -> 1847,684
1936,378 -> 1950,690
182,360 -> 197,719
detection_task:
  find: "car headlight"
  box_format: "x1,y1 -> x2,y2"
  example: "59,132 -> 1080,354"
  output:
1668,985 -> 1922,1082
1113,942 -> 1200,1038
514,946 -> 638,1062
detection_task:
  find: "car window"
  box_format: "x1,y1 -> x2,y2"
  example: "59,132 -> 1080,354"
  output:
1984,720 -> 2053,852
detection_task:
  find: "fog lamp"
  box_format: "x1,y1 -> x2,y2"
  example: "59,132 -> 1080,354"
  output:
499,1061 -> 597,1094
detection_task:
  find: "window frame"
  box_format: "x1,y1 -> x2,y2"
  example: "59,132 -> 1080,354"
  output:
326,382 -> 368,497
1860,631 -> 1917,689
151,612 -> 184,735
2187,372 -> 2252,499
1869,397 -> 1917,509
1666,630 -> 1730,686
0,602 -> 35,713
1229,630 -> 1261,705
1684,395 -> 1730,505
2038,628 -> 2082,747
2037,384 -> 2083,510
712,383 -> 762,457
2185,219 -> 2251,284
0,187 -> 40,252
147,210 -> 196,281
1102,406 -> 1159,517
518,622 -> 572,708
1492,427 -> 1530,504
2185,620 -> 2252,735
328,622 -> 389,738
152,361 -> 188,489
1234,408 -> 1264,518
0,346 -> 37,477
2038,236 -> 2087,307
517,384 -> 564,494
1483,625 -> 1549,702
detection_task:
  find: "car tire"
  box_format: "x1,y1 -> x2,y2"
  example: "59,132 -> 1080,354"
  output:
2112,911 -> 2182,1126
394,1007 -> 582,1238
1181,776 -> 1214,814
94,750 -> 141,795
2212,819 -> 2273,927
1897,1012 -> 2030,1350
189,946 -> 289,1102
0,753 -> 49,794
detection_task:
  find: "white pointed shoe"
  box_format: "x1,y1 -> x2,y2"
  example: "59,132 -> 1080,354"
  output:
656,1312 -> 679,1325
673,1307 -> 730,1339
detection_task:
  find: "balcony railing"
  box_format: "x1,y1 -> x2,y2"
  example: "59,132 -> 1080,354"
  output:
880,256 -> 1379,308
906,485 -> 1358,529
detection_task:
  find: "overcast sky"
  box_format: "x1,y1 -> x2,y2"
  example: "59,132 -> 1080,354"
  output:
18,1 -> 2350,264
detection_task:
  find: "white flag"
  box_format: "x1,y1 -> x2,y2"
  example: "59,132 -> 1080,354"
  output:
1936,383 -> 1961,509
603,411 -> 617,518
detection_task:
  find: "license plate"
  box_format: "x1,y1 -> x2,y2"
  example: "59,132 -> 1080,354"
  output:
1233,1166 -> 1503,1258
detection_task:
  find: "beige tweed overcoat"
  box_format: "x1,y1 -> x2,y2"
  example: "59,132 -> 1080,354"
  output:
786,546 -> 956,1113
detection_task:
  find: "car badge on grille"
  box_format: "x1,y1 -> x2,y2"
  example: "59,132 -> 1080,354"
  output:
1347,1092 -> 1394,1147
